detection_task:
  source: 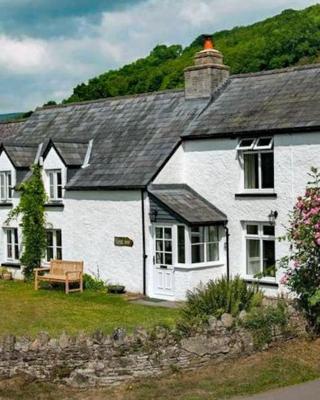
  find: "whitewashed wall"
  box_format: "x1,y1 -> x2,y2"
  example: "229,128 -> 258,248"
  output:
45,190 -> 144,293
155,132 -> 320,297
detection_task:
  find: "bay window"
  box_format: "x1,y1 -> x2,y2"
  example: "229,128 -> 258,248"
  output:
245,223 -> 275,278
0,171 -> 12,202
191,226 -> 219,264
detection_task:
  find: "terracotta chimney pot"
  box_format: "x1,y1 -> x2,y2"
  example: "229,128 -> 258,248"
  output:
203,35 -> 214,50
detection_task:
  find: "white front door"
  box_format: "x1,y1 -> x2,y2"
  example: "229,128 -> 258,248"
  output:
153,226 -> 175,297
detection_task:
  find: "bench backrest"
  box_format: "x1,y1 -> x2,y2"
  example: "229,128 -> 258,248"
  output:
50,260 -> 84,276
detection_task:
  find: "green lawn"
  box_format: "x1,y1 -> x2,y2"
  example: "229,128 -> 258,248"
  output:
0,280 -> 179,337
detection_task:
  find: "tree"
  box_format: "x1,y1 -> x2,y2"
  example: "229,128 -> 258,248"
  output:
7,165 -> 47,280
280,167 -> 320,331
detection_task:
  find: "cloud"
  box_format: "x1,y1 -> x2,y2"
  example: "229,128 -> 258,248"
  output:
0,0 -> 318,112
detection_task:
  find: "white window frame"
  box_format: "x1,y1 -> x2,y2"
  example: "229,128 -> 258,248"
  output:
191,226 -> 220,265
4,228 -> 19,262
244,222 -> 276,281
238,137 -> 274,193
47,169 -> 63,201
153,223 -> 224,270
46,229 -> 62,261
237,137 -> 273,151
0,171 -> 12,202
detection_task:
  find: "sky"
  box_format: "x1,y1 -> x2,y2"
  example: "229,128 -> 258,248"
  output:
0,0 -> 319,113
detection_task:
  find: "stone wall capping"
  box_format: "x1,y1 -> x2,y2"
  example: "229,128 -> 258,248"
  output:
0,308 -> 307,388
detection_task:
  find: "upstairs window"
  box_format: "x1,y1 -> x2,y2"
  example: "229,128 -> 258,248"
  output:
4,228 -> 19,262
191,226 -> 219,264
0,171 -> 12,202
238,137 -> 274,190
46,229 -> 62,261
47,170 -> 63,200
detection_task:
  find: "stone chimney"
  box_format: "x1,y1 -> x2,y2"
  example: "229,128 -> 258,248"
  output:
184,35 -> 230,100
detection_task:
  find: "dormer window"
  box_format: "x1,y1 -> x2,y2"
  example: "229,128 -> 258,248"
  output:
237,137 -> 274,191
0,171 -> 12,202
47,170 -> 63,200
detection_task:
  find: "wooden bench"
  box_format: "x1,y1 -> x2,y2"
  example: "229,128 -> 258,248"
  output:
34,260 -> 84,294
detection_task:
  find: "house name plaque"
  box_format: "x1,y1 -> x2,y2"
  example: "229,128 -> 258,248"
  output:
114,237 -> 134,247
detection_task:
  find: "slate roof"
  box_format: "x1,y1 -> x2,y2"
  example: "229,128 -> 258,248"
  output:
148,184 -> 227,225
0,121 -> 25,141
7,90 -> 206,189
4,63 -> 320,189
45,141 -> 88,167
4,145 -> 38,168
184,64 -> 320,138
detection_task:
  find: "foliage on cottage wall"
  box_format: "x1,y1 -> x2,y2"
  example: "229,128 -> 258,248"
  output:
7,165 -> 47,279
0,305 -> 306,388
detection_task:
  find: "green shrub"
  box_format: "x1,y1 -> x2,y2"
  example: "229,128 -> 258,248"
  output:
83,274 -> 106,291
243,299 -> 289,349
178,276 -> 262,333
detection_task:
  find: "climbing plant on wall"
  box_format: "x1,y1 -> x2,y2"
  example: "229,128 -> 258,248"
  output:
7,164 -> 47,279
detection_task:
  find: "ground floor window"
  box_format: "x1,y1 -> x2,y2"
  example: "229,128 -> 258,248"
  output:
4,228 -> 19,261
191,226 -> 219,264
245,223 -> 275,277
46,229 -> 62,261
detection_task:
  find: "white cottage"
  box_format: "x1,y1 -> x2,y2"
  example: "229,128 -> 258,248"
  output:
0,37 -> 320,300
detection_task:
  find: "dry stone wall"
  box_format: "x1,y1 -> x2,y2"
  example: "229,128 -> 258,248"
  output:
0,311 -> 306,388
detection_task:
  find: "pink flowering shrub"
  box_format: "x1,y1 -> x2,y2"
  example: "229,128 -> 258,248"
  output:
280,167 -> 320,330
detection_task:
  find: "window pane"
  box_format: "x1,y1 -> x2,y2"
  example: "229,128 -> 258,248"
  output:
191,227 -> 200,243
156,252 -> 162,264
156,240 -> 163,251
164,240 -> 172,252
192,244 -> 205,263
164,228 -> 172,239
247,239 -> 261,275
263,225 -> 275,236
7,173 -> 12,199
263,240 -> 275,277
239,138 -> 254,148
47,231 -> 53,246
57,171 -> 62,185
247,225 -> 258,235
155,227 -> 163,239
261,153 -> 274,189
57,185 -> 63,199
177,226 -> 185,263
56,247 -> 62,260
56,230 -> 62,247
165,253 -> 172,265
207,243 -> 219,262
47,247 -> 54,262
257,137 -> 272,148
15,244 -> 19,260
0,174 -> 5,199
244,153 -> 259,189
208,226 -> 219,242
7,230 -> 12,245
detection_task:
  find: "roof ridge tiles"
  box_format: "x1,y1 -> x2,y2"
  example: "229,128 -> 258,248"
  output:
38,89 -> 185,112
231,63 -> 320,79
